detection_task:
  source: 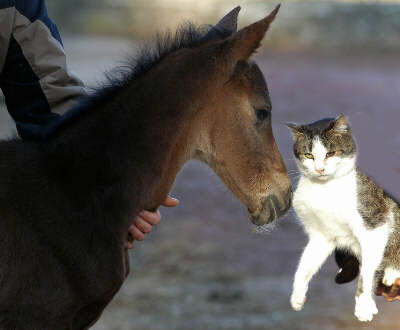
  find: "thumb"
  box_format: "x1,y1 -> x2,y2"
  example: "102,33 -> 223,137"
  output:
162,196 -> 179,207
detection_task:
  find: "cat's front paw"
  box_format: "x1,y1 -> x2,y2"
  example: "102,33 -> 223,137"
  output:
290,290 -> 306,311
354,294 -> 378,322
382,267 -> 400,287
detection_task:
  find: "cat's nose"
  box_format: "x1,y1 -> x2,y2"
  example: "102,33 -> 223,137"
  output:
316,168 -> 325,175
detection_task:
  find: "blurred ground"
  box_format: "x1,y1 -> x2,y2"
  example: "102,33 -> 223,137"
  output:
1,36 -> 400,329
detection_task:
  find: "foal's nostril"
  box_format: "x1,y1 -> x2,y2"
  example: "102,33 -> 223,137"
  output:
269,190 -> 292,218
251,190 -> 292,225
282,188 -> 293,214
267,194 -> 281,219
284,189 -> 293,213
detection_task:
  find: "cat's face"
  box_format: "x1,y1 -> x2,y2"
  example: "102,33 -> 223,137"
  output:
288,115 -> 356,181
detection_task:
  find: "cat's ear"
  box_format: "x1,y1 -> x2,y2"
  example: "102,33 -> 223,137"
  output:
332,115 -> 350,134
286,123 -> 304,139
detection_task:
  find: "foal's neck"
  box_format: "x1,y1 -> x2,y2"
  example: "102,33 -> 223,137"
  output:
47,77 -> 199,230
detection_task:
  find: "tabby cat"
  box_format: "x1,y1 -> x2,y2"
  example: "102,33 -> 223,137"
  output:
288,115 -> 400,322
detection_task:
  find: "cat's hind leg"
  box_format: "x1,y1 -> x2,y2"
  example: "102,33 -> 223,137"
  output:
355,274 -> 378,319
291,234 -> 335,311
354,224 -> 388,322
381,209 -> 400,288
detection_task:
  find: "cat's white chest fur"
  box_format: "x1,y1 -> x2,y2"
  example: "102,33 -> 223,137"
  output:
293,171 -> 363,252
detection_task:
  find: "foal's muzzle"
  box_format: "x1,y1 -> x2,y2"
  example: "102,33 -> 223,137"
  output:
250,189 -> 292,226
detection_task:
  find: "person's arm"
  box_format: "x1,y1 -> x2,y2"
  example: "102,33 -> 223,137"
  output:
0,0 -> 86,140
125,196 -> 179,249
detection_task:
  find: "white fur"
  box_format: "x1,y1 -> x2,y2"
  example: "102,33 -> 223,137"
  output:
355,294 -> 378,322
291,140 -> 390,322
383,267 -> 400,287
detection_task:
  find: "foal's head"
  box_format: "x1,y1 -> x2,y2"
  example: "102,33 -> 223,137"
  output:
111,5 -> 292,226
186,6 -> 291,226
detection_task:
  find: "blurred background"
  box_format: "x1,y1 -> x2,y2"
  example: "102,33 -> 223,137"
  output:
47,0 -> 400,54
2,0 -> 400,329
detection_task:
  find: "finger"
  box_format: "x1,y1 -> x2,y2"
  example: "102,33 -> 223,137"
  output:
387,280 -> 400,300
125,228 -> 134,249
140,210 -> 161,225
382,291 -> 397,302
135,217 -> 153,233
388,279 -> 400,301
161,196 -> 179,207
124,240 -> 134,249
128,225 -> 135,238
131,225 -> 145,241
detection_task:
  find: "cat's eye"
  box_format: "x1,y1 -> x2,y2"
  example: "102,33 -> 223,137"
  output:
304,153 -> 314,159
326,151 -> 336,158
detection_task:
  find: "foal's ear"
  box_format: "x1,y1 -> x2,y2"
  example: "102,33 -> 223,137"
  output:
286,123 -> 304,139
215,6 -> 241,35
202,6 -> 241,41
226,4 -> 280,63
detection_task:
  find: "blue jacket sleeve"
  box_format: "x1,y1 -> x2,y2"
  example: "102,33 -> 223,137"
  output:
0,0 -> 86,140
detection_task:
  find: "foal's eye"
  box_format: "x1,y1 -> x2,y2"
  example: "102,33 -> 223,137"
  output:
326,151 -> 336,158
304,153 -> 314,159
256,109 -> 271,121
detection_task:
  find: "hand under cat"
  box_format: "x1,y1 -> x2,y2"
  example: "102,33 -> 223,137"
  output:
335,250 -> 400,301
376,280 -> 400,301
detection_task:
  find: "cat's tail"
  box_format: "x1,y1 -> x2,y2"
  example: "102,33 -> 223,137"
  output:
334,249 -> 359,284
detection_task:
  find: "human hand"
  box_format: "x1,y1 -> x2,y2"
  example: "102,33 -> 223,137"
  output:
376,279 -> 400,302
334,250 -> 400,301
124,196 -> 179,249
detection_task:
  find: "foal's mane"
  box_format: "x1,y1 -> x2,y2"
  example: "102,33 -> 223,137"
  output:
44,23 -> 213,139
106,23 -> 212,88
